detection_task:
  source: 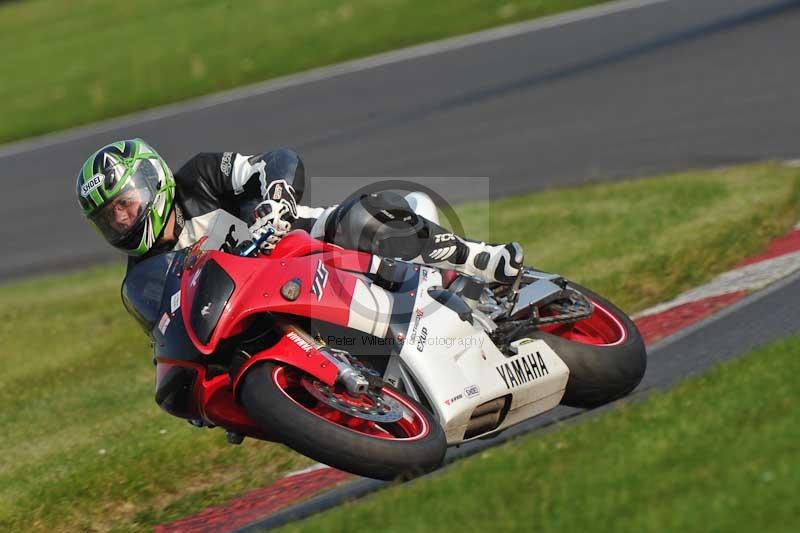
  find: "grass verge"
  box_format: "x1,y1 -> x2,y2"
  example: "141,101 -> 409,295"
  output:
0,162 -> 797,531
456,162 -> 800,311
0,0 -> 609,144
280,334 -> 800,532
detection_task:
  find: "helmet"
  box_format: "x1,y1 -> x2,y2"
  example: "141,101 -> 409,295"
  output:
76,139 -> 175,256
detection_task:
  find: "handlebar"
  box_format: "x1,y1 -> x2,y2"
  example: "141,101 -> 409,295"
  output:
239,226 -> 275,257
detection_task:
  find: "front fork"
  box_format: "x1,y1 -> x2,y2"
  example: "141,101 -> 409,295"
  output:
231,319 -> 378,399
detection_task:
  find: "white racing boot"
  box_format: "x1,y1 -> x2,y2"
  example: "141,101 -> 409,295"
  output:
420,233 -> 524,284
465,240 -> 524,284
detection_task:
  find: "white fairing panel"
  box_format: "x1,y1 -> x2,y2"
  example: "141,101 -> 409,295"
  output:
175,209 -> 251,252
347,279 -> 393,338
400,267 -> 569,443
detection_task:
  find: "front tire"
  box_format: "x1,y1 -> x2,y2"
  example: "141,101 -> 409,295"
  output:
240,362 -> 447,480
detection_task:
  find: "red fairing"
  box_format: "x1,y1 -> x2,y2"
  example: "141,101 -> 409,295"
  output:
230,331 -> 339,396
196,373 -> 268,437
271,230 -> 374,273
155,358 -> 267,436
180,232 -> 375,355
154,232 -> 410,446
269,230 -> 326,258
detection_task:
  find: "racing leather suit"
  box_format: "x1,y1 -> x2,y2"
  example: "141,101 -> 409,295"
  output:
128,149 -> 523,283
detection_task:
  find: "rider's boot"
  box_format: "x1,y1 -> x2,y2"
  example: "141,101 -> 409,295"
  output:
420,233 -> 524,284
321,191 -> 523,283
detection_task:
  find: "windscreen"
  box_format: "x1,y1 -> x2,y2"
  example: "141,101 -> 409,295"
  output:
121,251 -> 183,333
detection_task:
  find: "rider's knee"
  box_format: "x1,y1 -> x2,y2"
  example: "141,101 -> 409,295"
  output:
324,192 -> 426,259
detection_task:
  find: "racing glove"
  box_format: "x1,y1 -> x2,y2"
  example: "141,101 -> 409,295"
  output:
249,180 -> 298,250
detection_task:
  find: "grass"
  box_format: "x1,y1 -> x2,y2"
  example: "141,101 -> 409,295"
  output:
0,265 -> 314,531
454,162 -> 800,311
0,0 -> 610,144
280,334 -> 800,533
0,161 -> 797,531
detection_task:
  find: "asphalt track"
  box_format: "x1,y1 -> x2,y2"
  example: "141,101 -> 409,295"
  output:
2,0 -> 800,282
237,268 -> 800,531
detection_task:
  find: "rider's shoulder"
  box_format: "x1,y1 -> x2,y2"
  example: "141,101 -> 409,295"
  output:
173,152 -> 232,186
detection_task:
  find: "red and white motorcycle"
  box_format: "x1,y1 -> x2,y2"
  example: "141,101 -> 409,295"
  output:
124,208 -> 646,480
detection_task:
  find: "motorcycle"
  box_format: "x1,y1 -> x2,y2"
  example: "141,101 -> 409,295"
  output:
123,227 -> 647,480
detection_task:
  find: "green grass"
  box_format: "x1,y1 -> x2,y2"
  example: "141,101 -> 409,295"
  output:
281,335 -> 800,533
0,0 -> 609,144
0,265 -> 314,531
0,162 -> 797,531
454,162 -> 800,311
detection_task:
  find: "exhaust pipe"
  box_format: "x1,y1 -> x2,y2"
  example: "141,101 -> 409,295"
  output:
464,396 -> 509,439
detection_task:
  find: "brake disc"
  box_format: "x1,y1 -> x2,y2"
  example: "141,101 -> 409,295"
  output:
301,378 -> 404,423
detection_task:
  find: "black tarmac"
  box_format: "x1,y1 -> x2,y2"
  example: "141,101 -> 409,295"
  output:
1,0 -> 798,281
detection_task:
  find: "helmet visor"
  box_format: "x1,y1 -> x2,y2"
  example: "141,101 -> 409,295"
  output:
89,159 -> 161,248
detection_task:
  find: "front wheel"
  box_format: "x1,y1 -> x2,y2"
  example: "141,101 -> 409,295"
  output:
240,362 -> 447,480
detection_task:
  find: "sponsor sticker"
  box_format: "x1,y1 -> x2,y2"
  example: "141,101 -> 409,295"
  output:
80,174 -> 104,197
409,307 -> 424,343
220,152 -> 233,177
416,327 -> 428,352
170,291 -> 181,314
495,351 -> 550,390
464,384 -> 480,398
444,393 -> 463,406
272,182 -> 284,200
158,313 -> 171,335
311,260 -> 329,301
286,331 -> 314,352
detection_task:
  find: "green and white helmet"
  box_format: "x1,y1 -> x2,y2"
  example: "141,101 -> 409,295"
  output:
76,139 -> 175,256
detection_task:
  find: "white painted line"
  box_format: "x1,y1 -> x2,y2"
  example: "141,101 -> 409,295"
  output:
635,249 -> 800,318
282,463 -> 331,478
647,267 -> 800,354
0,0 -> 669,159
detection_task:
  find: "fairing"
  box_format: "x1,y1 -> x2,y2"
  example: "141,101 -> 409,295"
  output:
124,232 -> 388,433
179,232 -> 381,355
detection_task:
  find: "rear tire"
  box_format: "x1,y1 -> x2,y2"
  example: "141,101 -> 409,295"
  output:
240,362 -> 447,480
522,284 -> 647,408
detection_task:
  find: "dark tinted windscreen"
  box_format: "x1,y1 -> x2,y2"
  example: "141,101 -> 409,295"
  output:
122,251 -> 182,333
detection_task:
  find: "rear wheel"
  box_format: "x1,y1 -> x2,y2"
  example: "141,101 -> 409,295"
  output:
240,362 -> 447,480
520,284 -> 647,407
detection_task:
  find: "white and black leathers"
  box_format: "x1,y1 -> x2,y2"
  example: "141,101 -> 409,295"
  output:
130,148 -> 523,284
129,149 -> 313,268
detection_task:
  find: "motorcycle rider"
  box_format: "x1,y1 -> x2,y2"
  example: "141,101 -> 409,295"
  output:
76,138 -> 523,282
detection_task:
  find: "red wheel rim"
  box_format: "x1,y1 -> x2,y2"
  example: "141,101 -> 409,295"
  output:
542,300 -> 628,346
271,366 -> 430,441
